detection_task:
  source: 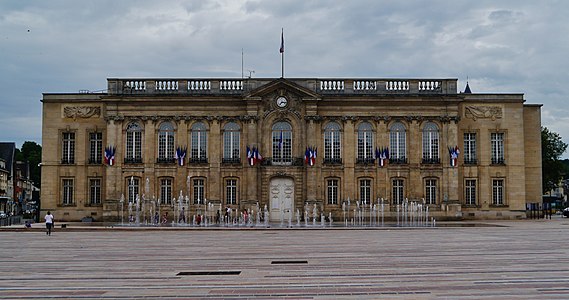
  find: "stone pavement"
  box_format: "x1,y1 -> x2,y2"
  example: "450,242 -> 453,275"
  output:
1,217 -> 569,299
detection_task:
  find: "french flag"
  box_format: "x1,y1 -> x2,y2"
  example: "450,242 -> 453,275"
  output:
247,146 -> 254,166
104,146 -> 116,166
254,147 -> 263,165
175,146 -> 186,166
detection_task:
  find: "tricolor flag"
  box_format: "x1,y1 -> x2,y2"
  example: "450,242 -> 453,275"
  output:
278,131 -> 283,149
175,146 -> 187,166
376,147 -> 389,167
311,147 -> 317,166
104,146 -> 116,166
449,146 -> 460,167
304,146 -> 316,166
246,146 -> 254,166
253,147 -> 263,165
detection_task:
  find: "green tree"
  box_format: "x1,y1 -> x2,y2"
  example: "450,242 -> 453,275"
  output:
15,141 -> 42,188
542,127 -> 568,193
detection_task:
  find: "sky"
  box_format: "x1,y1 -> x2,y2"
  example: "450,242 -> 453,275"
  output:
1,0 -> 568,157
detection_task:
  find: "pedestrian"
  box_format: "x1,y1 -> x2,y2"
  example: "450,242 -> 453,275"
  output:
161,212 -> 168,225
154,212 -> 159,225
44,211 -> 54,236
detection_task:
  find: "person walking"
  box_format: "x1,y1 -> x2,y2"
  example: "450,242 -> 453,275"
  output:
44,211 -> 54,236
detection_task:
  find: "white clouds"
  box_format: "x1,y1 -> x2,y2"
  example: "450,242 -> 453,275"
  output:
0,0 -> 568,156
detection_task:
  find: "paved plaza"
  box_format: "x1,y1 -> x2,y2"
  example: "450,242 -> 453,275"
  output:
1,218 -> 569,299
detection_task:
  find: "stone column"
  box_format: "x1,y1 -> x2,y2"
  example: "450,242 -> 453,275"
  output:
443,120 -> 459,202
103,118 -> 122,221
208,119 -> 221,201
306,118 -> 317,201
343,119 -> 355,200
408,119 -> 421,199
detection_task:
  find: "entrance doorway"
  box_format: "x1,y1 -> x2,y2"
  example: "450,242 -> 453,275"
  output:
269,178 -> 294,222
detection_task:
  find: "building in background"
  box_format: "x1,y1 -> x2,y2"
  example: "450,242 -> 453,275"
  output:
41,77 -> 542,222
0,143 -> 15,214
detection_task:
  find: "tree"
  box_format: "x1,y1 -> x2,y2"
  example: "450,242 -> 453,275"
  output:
542,127 -> 568,193
15,141 -> 42,188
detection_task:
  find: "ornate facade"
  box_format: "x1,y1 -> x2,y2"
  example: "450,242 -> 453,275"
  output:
41,77 -> 542,221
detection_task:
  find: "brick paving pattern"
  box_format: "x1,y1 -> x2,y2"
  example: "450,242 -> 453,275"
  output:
1,218 -> 568,299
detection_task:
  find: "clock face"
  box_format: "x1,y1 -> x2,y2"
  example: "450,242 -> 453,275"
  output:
276,96 -> 288,108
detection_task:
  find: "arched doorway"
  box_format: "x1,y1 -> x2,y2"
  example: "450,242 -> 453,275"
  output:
269,177 -> 294,222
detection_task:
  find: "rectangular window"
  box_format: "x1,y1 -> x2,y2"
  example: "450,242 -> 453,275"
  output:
465,179 -> 476,205
327,179 -> 339,204
425,179 -> 437,205
492,179 -> 504,205
127,177 -> 140,203
463,133 -> 477,164
62,178 -> 74,205
193,178 -> 205,204
359,179 -> 371,205
392,179 -> 404,205
62,132 -> 75,164
226,179 -> 237,204
491,132 -> 504,164
89,132 -> 103,164
89,178 -> 102,205
160,178 -> 172,205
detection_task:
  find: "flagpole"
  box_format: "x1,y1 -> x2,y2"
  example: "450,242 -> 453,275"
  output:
280,28 -> 284,78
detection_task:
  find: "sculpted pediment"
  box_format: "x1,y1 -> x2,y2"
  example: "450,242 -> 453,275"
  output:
245,78 -> 320,100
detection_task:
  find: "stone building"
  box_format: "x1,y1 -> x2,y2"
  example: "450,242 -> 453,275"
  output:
41,77 -> 542,222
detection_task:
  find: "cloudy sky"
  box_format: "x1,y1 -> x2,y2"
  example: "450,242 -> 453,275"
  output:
1,0 -> 568,156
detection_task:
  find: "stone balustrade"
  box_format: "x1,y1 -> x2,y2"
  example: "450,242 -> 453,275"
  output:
108,78 -> 457,95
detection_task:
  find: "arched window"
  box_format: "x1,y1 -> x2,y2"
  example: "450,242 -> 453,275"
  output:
125,122 -> 142,163
223,122 -> 240,163
158,122 -> 175,162
272,121 -> 292,164
190,122 -> 207,162
357,122 -> 374,163
422,122 -> 439,163
389,122 -> 406,163
324,122 -> 341,163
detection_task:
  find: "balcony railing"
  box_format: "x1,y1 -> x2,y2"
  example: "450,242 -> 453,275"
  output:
189,157 -> 208,164
156,158 -> 176,164
464,158 -> 478,165
422,158 -> 440,164
261,157 -> 304,166
88,158 -> 102,164
491,158 -> 506,165
356,158 -> 375,165
323,158 -> 343,165
61,158 -> 75,165
222,158 -> 241,165
124,157 -> 143,164
108,78 -> 458,96
389,157 -> 408,164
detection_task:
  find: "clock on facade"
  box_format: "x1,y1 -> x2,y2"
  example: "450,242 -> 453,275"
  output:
276,96 -> 288,108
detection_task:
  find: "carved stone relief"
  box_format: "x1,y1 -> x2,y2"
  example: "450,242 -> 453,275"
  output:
464,106 -> 503,121
63,106 -> 101,119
